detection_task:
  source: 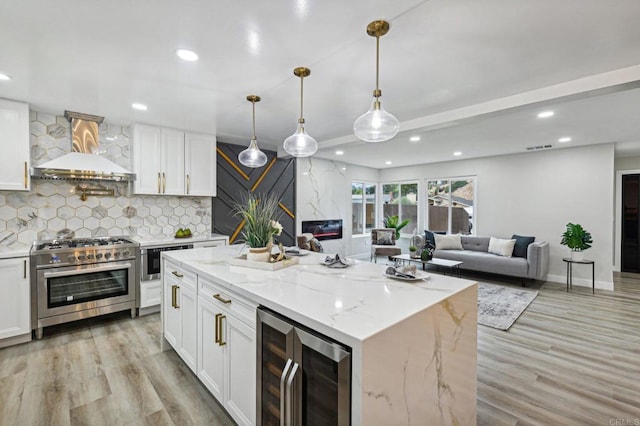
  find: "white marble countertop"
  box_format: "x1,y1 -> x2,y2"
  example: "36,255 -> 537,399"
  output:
163,245 -> 476,346
0,244 -> 31,259
131,233 -> 229,247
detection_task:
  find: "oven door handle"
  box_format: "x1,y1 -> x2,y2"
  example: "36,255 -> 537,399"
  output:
43,262 -> 132,279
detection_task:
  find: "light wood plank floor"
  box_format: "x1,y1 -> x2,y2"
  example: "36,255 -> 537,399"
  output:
1,273 -> 639,425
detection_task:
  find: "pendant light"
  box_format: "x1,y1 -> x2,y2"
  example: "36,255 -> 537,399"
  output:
238,95 -> 268,168
353,20 -> 399,143
283,67 -> 318,157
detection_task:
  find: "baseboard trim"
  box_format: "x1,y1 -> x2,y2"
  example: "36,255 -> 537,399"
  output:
546,274 -> 614,291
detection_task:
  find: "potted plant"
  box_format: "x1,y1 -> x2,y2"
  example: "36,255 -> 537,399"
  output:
232,191 -> 283,261
421,244 -> 434,261
560,222 -> 592,261
383,215 -> 410,240
409,245 -> 418,258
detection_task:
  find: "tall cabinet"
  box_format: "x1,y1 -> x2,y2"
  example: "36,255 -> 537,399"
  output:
133,124 -> 216,196
0,99 -> 30,191
0,256 -> 31,348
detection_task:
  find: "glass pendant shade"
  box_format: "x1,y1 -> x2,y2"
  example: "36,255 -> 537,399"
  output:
238,94 -> 267,168
238,138 -> 267,168
284,67 -> 317,157
283,121 -> 318,157
354,20 -> 399,143
353,99 -> 399,142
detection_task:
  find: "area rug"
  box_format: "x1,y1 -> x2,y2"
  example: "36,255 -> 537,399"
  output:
477,283 -> 538,330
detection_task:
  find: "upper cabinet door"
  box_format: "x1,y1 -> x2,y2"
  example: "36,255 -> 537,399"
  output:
0,99 -> 29,191
161,129 -> 185,196
185,133 -> 216,197
133,124 -> 163,194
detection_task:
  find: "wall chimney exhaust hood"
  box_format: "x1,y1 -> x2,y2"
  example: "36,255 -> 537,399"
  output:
31,111 -> 136,182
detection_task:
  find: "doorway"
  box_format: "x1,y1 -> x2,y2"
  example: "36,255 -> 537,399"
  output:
622,174 -> 640,272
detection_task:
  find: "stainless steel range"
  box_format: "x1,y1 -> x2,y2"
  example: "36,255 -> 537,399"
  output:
30,236 -> 140,339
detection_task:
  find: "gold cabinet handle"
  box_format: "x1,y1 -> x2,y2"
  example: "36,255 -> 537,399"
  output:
23,259 -> 27,279
24,162 -> 28,189
218,314 -> 226,346
213,293 -> 231,304
172,271 -> 184,278
162,172 -> 166,193
186,174 -> 190,194
215,313 -> 221,344
157,172 -> 161,194
171,285 -> 179,308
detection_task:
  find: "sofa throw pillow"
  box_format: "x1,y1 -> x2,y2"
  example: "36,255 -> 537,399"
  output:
511,234 -> 535,258
488,237 -> 516,257
376,230 -> 394,245
424,230 -> 436,249
434,234 -> 463,250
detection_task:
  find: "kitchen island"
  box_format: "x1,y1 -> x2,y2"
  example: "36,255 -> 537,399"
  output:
162,245 -> 477,425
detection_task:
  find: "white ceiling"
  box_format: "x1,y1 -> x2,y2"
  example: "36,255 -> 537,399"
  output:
1,0 -> 640,169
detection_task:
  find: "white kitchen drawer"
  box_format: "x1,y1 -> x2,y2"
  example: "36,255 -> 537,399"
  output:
164,260 -> 197,293
140,280 -> 161,308
198,276 -> 257,328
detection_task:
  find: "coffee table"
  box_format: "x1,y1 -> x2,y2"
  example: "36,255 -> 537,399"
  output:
391,254 -> 463,277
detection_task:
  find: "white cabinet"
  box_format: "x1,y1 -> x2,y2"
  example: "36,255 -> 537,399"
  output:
0,256 -> 31,346
133,124 -> 216,196
192,236 -> 228,249
140,279 -> 161,310
162,259 -> 197,372
197,276 -> 256,426
0,99 -> 30,191
185,133 -> 216,196
133,124 -> 184,195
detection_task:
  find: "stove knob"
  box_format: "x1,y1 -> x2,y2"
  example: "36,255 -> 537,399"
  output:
77,254 -> 86,261
114,251 -> 121,257
50,254 -> 60,264
96,253 -> 103,259
67,255 -> 77,263
104,252 -> 112,259
87,253 -> 95,260
122,250 -> 130,257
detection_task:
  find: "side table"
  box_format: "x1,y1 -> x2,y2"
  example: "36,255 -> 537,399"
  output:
562,258 -> 595,294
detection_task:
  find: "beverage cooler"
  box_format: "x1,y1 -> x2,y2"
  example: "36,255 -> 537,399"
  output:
256,307 -> 351,426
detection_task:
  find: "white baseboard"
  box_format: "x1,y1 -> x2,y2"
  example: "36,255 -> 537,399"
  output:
545,274 -> 614,291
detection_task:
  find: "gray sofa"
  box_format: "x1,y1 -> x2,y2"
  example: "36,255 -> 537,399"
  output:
432,235 -> 549,284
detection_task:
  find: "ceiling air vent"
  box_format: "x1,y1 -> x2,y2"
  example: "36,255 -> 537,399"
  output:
526,144 -> 553,151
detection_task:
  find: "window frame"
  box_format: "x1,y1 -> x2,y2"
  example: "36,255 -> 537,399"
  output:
351,181 -> 378,237
380,180 -> 419,237
425,176 -> 476,235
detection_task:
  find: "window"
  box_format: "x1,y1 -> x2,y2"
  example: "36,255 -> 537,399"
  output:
382,182 -> 418,235
352,182 -> 376,235
427,177 -> 475,234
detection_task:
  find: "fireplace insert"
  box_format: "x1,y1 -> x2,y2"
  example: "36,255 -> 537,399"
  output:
301,219 -> 343,241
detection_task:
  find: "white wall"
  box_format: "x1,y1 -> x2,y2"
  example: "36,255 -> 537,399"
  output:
379,144 -> 615,289
296,157 -> 378,257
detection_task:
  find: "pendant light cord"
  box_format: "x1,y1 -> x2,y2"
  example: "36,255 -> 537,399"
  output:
375,34 -> 380,97
299,75 -> 304,122
252,100 -> 257,139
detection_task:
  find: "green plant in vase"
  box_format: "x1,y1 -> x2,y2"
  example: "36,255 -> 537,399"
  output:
232,191 -> 283,261
383,215 -> 410,240
409,245 -> 418,258
560,222 -> 592,261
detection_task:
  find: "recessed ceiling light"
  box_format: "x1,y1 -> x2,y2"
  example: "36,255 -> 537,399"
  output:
335,150 -> 344,155
175,49 -> 199,61
132,103 -> 148,111
453,151 -> 462,156
558,137 -> 572,143
385,161 -> 392,165
0,72 -> 12,81
409,136 -> 420,142
537,110 -> 554,118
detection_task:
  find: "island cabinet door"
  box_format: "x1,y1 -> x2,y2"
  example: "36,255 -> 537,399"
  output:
197,295 -> 224,401
257,308 -> 351,426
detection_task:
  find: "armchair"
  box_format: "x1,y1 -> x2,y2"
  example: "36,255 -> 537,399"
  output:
370,228 -> 401,263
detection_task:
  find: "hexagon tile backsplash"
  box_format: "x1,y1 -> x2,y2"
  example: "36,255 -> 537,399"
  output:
0,111 -> 212,246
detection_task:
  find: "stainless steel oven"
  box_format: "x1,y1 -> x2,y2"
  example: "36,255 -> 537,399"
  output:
140,243 -> 193,281
30,237 -> 139,339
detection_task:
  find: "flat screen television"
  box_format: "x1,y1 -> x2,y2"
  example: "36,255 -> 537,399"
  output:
301,219 -> 343,241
